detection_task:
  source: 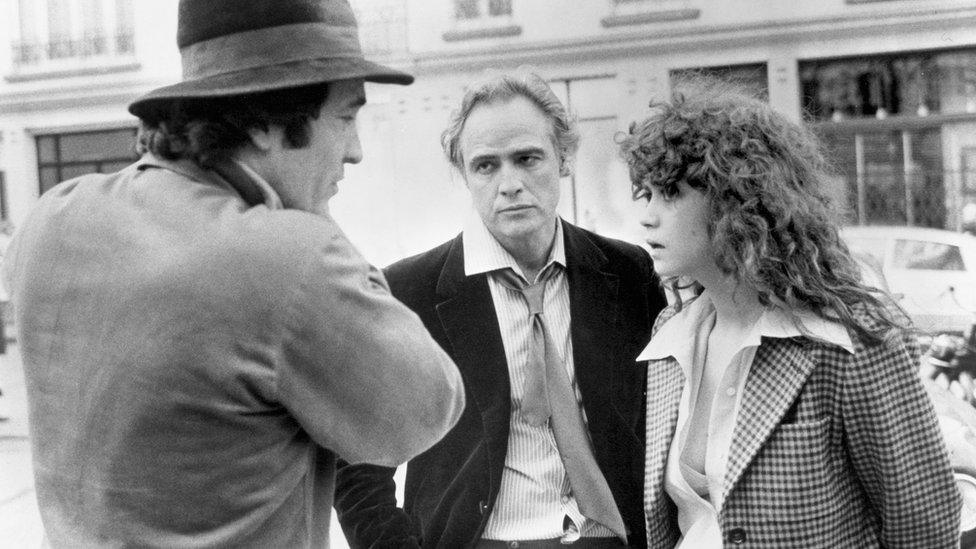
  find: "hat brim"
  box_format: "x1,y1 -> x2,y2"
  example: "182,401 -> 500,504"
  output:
128,56 -> 412,119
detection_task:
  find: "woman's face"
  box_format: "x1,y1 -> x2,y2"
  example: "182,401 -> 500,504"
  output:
639,181 -> 722,284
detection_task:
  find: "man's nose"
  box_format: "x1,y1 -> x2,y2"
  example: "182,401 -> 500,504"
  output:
345,128 -> 363,165
497,164 -> 524,195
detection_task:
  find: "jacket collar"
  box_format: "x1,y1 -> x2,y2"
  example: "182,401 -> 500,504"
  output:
135,153 -> 283,209
637,292 -> 854,370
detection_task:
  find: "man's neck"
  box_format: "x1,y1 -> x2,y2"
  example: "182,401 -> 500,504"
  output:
497,223 -> 558,283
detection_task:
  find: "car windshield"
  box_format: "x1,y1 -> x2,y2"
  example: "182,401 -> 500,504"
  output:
893,239 -> 965,271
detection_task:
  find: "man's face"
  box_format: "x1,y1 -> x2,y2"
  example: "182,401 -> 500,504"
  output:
274,78 -> 366,214
459,95 -> 562,252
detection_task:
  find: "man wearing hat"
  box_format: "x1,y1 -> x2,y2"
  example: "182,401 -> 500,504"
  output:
1,0 -> 464,546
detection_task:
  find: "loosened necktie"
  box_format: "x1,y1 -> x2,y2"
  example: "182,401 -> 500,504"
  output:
495,266 -> 628,543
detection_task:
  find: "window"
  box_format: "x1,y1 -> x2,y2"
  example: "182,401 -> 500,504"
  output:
800,48 -> 976,122
893,240 -> 965,271
10,0 -> 135,75
35,128 -> 139,195
670,64 -> 768,97
453,0 -> 512,20
443,0 -> 520,42
349,0 -> 408,57
817,126 -> 945,228
602,0 -> 699,28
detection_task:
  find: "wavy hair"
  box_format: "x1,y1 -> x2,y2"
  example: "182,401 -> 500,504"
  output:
441,70 -> 580,177
619,75 -> 906,343
136,83 -> 331,168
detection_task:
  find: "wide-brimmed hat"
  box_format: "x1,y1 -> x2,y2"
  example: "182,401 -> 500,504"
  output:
128,0 -> 413,119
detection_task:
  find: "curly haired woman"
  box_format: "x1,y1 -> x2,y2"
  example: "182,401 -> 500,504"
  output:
621,76 -> 961,548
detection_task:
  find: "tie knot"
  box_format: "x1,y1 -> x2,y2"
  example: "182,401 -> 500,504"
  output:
494,265 -> 557,315
521,283 -> 545,314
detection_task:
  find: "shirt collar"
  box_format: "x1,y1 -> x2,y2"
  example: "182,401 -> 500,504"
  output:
462,210 -> 566,281
231,160 -> 284,210
637,291 -> 855,363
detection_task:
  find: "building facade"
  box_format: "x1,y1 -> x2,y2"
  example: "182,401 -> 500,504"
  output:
1,0 -> 975,266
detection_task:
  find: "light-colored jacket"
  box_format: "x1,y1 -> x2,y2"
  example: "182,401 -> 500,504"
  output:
643,299 -> 960,548
3,154 -> 465,548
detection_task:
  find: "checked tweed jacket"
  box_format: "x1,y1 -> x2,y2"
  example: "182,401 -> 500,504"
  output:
643,300 -> 961,548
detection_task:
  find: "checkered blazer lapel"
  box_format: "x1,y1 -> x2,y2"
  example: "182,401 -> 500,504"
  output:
644,354 -> 683,541
642,305 -> 684,545
722,337 -> 817,502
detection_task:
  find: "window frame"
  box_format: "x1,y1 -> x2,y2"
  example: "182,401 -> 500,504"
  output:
9,0 -> 136,77
35,127 -> 139,195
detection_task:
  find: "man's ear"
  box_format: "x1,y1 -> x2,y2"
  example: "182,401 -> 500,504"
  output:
247,126 -> 277,152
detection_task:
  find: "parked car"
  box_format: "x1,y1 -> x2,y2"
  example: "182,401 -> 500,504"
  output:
840,225 -> 976,334
848,240 -> 976,543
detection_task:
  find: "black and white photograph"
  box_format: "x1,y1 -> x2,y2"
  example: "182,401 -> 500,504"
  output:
0,0 -> 975,547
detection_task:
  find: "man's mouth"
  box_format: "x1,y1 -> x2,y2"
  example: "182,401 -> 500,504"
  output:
646,241 -> 664,249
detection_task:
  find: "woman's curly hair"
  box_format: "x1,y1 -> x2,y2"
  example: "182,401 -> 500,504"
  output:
618,75 -> 907,344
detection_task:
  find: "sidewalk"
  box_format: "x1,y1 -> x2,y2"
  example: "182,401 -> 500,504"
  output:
0,341 -> 44,547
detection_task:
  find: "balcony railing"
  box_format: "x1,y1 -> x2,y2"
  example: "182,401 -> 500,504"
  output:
11,30 -> 135,69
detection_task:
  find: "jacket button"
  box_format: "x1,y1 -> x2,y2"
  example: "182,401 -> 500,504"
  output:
478,500 -> 488,515
728,527 -> 747,544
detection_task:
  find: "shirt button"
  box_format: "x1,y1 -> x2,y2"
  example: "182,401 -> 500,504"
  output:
728,527 -> 747,544
725,386 -> 737,397
508,542 -> 519,548
561,495 -> 571,504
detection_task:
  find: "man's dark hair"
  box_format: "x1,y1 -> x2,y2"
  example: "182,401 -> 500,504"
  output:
137,83 -> 331,167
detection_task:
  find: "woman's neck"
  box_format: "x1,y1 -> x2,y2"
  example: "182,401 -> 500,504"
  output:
703,276 -> 764,331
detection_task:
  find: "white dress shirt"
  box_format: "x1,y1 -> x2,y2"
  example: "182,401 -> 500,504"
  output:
638,292 -> 854,548
463,212 -> 615,542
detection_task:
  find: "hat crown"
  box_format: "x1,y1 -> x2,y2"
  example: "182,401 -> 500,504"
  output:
128,0 -> 412,119
177,0 -> 355,49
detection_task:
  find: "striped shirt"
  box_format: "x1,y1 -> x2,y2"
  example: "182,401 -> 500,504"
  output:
462,212 -> 616,542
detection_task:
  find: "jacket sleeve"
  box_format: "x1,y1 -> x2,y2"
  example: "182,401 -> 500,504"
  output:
842,331 -> 961,547
334,460 -> 422,548
274,221 -> 465,467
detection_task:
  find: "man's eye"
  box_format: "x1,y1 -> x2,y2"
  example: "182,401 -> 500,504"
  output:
473,161 -> 495,174
520,155 -> 541,167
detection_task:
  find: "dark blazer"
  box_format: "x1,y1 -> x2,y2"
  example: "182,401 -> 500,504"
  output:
336,220 -> 666,548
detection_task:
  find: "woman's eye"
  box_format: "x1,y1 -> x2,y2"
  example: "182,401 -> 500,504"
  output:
662,184 -> 681,200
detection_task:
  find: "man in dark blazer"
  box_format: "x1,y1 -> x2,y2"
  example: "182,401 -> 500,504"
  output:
336,71 -> 666,548
335,73 -> 665,549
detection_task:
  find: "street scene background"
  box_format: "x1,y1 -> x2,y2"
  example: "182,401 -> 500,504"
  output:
2,0 -> 976,545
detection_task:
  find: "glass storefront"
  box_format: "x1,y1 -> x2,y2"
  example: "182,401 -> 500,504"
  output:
802,48 -> 976,229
